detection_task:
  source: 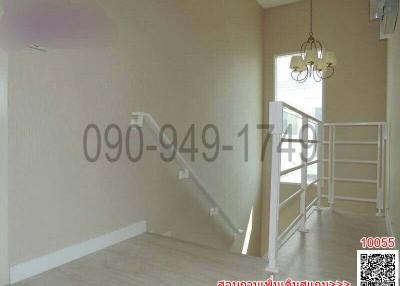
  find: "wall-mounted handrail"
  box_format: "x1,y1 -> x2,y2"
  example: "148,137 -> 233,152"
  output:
266,102 -> 323,274
131,112 -> 243,235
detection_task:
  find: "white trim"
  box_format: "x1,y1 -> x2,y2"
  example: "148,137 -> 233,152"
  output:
0,52 -> 8,286
386,210 -> 394,237
10,221 -> 147,284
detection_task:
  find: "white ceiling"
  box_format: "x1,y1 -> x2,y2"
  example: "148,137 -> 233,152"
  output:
256,0 -> 303,9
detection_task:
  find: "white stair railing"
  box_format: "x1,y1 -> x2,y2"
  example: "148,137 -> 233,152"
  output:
323,122 -> 387,215
131,112 -> 244,236
266,102 -> 323,274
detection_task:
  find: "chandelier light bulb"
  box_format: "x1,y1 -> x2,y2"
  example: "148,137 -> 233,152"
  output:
324,51 -> 337,67
315,58 -> 327,72
290,56 -> 304,70
305,49 -> 318,64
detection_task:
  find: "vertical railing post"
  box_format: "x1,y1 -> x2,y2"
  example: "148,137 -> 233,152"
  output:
380,124 -> 385,213
384,123 -> 389,215
376,124 -> 381,214
321,125 -> 325,189
376,124 -> 384,216
327,126 -> 332,206
332,126 -> 336,206
299,117 -> 308,232
266,102 -> 283,274
316,123 -> 323,210
328,126 -> 335,207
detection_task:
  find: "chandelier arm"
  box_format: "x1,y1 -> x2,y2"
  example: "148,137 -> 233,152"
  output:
315,40 -> 323,55
309,41 -> 314,51
312,66 -> 322,82
302,73 -> 309,83
292,70 -> 309,83
299,73 -> 307,83
314,71 -> 322,82
291,70 -> 299,81
300,41 -> 308,56
301,66 -> 311,83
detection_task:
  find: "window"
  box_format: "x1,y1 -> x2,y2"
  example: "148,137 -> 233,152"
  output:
275,54 -> 323,184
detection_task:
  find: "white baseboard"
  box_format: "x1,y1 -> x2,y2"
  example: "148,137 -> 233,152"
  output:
10,221 -> 147,284
385,210 -> 394,237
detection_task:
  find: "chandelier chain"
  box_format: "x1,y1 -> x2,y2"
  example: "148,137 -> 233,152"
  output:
310,0 -> 313,35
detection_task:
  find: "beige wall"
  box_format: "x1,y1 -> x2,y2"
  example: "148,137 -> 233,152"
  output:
387,26 -> 400,239
9,0 -> 263,266
262,0 -> 386,253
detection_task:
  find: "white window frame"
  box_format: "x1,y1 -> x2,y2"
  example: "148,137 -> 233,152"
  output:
0,53 -> 9,286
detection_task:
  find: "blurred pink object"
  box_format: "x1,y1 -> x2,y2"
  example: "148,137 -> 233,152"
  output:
0,0 -> 116,51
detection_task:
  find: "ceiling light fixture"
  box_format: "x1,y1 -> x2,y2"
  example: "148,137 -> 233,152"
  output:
290,0 -> 337,83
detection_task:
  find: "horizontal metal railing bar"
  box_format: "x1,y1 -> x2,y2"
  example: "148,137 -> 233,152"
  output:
321,194 -> 376,203
282,102 -> 322,124
278,199 -> 318,246
278,214 -> 304,241
279,179 -> 319,210
281,164 -> 304,176
280,160 -> 319,176
278,194 -> 319,240
323,141 -> 378,145
279,188 -> 304,210
335,177 -> 377,184
334,159 -> 378,165
324,122 -> 386,127
278,204 -> 317,249
323,159 -> 378,164
306,196 -> 319,211
307,160 -> 319,166
322,177 -> 377,184
307,178 -> 320,188
281,139 -> 321,144
281,165 -> 304,176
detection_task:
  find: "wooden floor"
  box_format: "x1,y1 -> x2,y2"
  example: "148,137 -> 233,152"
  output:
275,208 -> 387,283
13,234 -> 267,286
13,208 -> 386,285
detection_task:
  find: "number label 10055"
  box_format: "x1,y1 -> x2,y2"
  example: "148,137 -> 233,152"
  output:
360,237 -> 396,249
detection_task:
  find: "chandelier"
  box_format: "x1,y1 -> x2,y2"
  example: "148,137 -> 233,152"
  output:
290,0 -> 337,83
